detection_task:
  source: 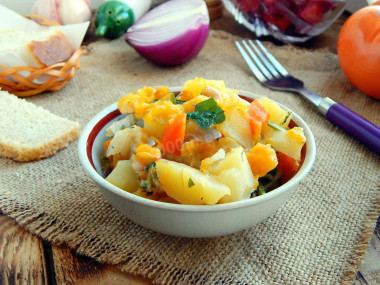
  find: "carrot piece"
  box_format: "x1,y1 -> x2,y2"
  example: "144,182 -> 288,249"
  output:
134,144 -> 161,166
103,138 -> 112,152
247,99 -> 269,142
246,143 -> 278,177
160,113 -> 186,155
154,86 -> 170,100
277,151 -> 300,183
177,90 -> 193,101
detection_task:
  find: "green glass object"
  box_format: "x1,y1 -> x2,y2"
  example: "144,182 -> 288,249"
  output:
95,1 -> 135,39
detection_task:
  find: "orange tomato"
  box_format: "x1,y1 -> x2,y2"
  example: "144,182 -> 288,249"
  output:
276,152 -> 300,184
337,3 -> 380,100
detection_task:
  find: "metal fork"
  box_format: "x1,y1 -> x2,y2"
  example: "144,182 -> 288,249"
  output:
236,39 -> 380,155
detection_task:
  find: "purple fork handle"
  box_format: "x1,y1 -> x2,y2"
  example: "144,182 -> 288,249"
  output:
325,102 -> 380,155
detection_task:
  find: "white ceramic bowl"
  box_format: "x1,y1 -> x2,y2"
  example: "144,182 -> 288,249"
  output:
78,89 -> 316,238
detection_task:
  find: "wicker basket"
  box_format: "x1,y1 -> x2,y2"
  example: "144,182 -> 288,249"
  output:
0,15 -> 85,97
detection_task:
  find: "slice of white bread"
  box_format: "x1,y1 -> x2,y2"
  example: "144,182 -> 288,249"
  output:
0,90 -> 80,162
0,29 -> 74,67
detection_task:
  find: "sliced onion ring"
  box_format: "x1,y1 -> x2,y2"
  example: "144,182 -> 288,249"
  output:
125,0 -> 210,66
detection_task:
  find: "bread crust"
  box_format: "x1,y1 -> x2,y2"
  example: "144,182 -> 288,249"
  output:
0,126 -> 80,162
0,91 -> 81,162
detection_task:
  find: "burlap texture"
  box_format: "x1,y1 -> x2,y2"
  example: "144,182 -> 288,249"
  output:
1,31 -> 379,284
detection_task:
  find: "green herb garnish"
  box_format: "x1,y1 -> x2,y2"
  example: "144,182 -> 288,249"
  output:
257,182 -> 266,196
186,98 -> 225,129
267,120 -> 286,131
188,178 -> 195,188
258,168 -> 277,185
146,162 -> 156,170
140,162 -> 159,192
281,111 -> 292,125
169,93 -> 176,104
169,92 -> 185,105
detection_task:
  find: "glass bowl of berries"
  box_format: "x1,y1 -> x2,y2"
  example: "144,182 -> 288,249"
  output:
222,0 -> 348,43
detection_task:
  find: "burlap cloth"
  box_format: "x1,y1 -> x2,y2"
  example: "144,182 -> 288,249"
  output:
1,30 -> 379,284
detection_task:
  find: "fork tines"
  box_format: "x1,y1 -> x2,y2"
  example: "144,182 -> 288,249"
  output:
235,39 -> 289,83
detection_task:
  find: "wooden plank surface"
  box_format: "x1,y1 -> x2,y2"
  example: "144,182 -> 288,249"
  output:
0,215 -> 48,285
0,214 -> 150,284
51,245 -> 150,285
354,217 -> 380,284
1,213 -> 379,284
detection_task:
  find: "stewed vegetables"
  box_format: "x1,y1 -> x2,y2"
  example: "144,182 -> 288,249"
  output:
102,78 -> 306,205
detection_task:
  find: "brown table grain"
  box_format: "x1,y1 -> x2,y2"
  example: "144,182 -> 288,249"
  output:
1,9 -> 379,285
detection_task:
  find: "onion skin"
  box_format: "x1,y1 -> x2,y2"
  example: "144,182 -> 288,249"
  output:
125,0 -> 210,66
130,24 -> 209,66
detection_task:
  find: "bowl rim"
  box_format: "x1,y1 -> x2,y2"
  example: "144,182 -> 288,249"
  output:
78,88 -> 316,212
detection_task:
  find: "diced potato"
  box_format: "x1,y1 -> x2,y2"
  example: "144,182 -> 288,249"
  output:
222,88 -> 241,100
181,78 -> 227,101
201,147 -> 256,203
106,160 -> 139,192
262,126 -> 306,160
181,168 -> 230,205
182,77 -> 207,99
143,116 -> 168,138
143,101 -> 183,138
155,159 -> 230,205
106,126 -> 148,158
155,159 -> 183,197
181,138 -> 240,169
216,105 -> 254,149
212,168 -> 247,203
199,149 -> 226,173
137,86 -> 156,101
257,96 -> 292,128
180,140 -> 220,168
204,79 -> 226,93
216,137 -> 241,153
117,87 -> 156,118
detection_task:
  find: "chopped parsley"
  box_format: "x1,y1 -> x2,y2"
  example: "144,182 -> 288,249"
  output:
140,162 -> 160,192
186,98 -> 225,129
267,120 -> 286,131
251,168 -> 277,197
257,182 -> 266,196
188,178 -> 195,188
281,111 -> 292,125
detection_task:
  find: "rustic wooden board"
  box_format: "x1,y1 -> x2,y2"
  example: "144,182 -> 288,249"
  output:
51,244 -> 150,284
1,214 -> 379,284
354,217 -> 380,284
0,215 -> 48,285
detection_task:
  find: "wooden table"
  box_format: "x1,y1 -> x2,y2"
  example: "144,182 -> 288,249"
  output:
1,8 -> 379,285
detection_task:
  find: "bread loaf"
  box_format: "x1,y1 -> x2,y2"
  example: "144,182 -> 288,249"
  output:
0,90 -> 80,162
0,29 -> 74,67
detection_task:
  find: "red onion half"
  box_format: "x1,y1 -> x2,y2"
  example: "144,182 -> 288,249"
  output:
125,0 -> 210,66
